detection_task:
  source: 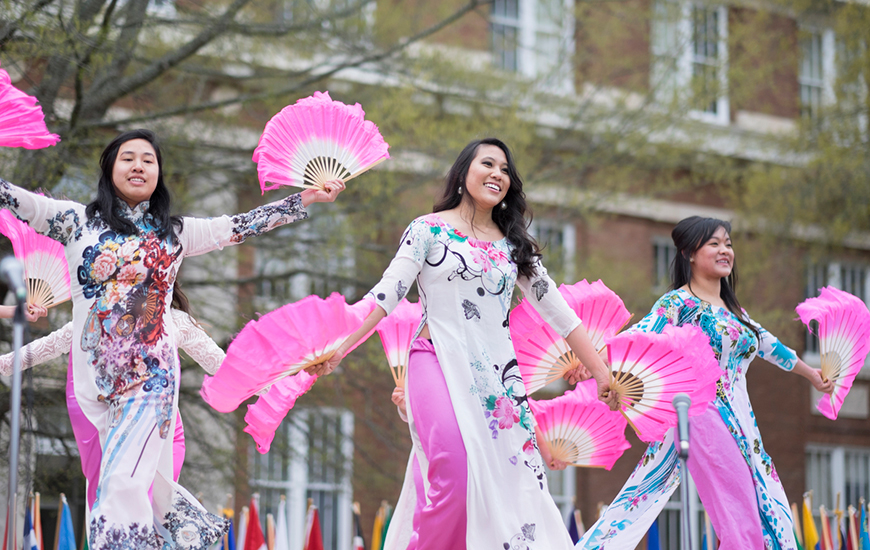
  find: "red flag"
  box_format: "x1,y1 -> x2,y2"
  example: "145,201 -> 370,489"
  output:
304,505 -> 324,550
244,497 -> 267,550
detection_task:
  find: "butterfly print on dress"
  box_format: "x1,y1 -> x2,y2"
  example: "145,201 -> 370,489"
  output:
532,279 -> 549,300
462,299 -> 481,320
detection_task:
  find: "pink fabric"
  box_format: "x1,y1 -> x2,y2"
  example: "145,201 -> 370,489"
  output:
407,454 -> 425,550
407,338 -> 467,550
687,403 -> 765,549
66,359 -> 185,509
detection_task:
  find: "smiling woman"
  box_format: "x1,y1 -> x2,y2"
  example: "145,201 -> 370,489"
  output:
0,128 -> 345,550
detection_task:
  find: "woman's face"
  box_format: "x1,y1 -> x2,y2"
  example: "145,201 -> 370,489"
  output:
463,144 -> 511,211
112,139 -> 159,208
690,226 -> 734,280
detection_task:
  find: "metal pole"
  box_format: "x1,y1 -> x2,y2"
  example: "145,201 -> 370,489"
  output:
6,302 -> 25,550
679,455 -> 693,550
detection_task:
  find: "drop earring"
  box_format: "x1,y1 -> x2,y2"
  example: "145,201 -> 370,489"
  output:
458,186 -> 463,195
500,201 -> 507,210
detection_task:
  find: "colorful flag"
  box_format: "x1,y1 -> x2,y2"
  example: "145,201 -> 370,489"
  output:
371,503 -> 385,550
221,512 -> 236,550
33,493 -> 43,550
805,494 -> 820,550
794,503 -> 805,549
303,503 -> 324,550
236,506 -> 249,550
244,496 -> 266,550
567,508 -> 585,543
274,496 -> 289,550
265,514 -> 274,550
703,510 -> 716,550
352,502 -> 365,550
822,506 -> 835,550
859,501 -> 869,550
23,503 -> 39,550
56,494 -> 76,550
647,518 -> 661,550
4,506 -> 15,550
849,506 -> 859,550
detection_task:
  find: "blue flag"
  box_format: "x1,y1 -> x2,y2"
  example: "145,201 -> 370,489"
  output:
57,496 -> 76,550
221,516 -> 236,550
567,510 -> 580,544
22,506 -> 38,550
860,505 -> 869,550
648,519 -> 661,550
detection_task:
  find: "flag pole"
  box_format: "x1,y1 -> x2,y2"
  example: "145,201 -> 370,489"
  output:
6,302 -> 26,550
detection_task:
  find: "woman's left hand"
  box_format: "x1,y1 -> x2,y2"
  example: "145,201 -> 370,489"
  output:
809,367 -> 835,394
306,347 -> 344,376
563,365 -> 590,385
300,179 -> 346,206
25,304 -> 48,323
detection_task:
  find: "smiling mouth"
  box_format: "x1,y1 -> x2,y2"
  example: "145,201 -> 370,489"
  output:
484,183 -> 501,192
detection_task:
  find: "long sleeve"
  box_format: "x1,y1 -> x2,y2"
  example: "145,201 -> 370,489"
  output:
0,178 -> 84,244
751,318 -> 798,372
515,261 -> 582,339
171,309 -> 225,374
179,193 -> 308,257
365,217 -> 435,316
0,322 -> 73,376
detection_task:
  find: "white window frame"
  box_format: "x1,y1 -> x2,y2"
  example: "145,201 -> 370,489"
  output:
806,444 -> 870,519
491,0 -> 575,94
250,407 -> 354,550
529,219 -> 576,282
799,27 -> 836,121
651,0 -> 729,125
546,466 -> 576,522
655,472 -> 709,549
652,238 -> 677,292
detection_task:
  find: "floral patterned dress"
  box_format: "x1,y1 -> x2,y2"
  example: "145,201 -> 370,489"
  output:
367,214 -> 582,550
0,178 -> 308,550
578,289 -> 800,550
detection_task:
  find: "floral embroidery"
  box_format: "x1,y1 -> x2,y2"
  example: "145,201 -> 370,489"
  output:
229,193 -> 308,243
492,396 -> 520,429
503,523 -> 536,550
162,493 -> 229,549
89,516 -> 158,550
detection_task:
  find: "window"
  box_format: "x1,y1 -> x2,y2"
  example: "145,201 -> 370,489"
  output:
653,239 -> 677,291
804,262 -> 870,356
799,28 -> 835,121
804,263 -> 828,355
651,1 -> 729,124
251,408 -> 354,550
530,219 -> 576,282
806,445 -> 870,519
490,0 -> 574,92
547,466 -> 576,522
654,473 -> 712,549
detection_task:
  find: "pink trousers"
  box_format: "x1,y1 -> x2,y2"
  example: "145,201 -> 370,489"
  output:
686,403 -> 766,550
407,338 -> 467,550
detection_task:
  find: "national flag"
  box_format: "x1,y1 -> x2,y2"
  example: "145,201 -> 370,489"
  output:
567,508 -> 585,544
794,502 -> 805,549
4,507 -> 15,550
303,503 -> 324,550
220,511 -> 236,550
703,510 -> 715,550
381,503 -> 393,544
848,506 -> 859,550
32,493 -> 43,550
265,514 -> 274,550
805,494 -> 820,550
371,503 -> 385,550
244,496 -> 266,550
352,502 -> 365,550
822,506 -> 834,550
647,518 -> 661,550
23,502 -> 39,550
859,500 -> 869,550
56,494 -> 76,550
274,496 -> 289,550
236,506 -> 249,550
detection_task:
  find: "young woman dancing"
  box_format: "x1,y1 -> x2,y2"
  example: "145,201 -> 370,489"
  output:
578,216 -> 833,550
0,128 -> 343,549
310,138 -> 617,549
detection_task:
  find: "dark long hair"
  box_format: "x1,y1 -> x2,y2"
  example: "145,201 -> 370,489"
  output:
170,280 -> 192,315
86,129 -> 183,243
671,216 -> 757,335
433,138 -> 541,278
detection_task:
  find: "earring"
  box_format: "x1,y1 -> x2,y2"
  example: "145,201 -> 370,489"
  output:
500,201 -> 507,210
458,186 -> 463,195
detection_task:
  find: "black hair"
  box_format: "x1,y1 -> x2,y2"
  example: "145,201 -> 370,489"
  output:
170,280 -> 192,315
671,216 -> 758,336
86,129 -> 183,243
433,138 -> 541,278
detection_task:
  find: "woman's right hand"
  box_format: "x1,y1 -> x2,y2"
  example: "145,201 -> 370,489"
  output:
391,386 -> 407,416
306,348 -> 344,376
25,304 -> 47,323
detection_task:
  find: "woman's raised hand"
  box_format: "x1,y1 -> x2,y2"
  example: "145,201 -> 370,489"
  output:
808,367 -> 835,394
305,350 -> 343,376
25,304 -> 47,323
300,179 -> 346,206
563,365 -> 591,385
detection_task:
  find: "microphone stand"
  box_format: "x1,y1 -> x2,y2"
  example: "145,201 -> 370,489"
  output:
6,301 -> 25,550
675,405 -> 693,550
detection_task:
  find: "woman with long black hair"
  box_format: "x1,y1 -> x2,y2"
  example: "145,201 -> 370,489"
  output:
0,129 -> 344,549
578,216 -> 833,550
311,138 -> 617,549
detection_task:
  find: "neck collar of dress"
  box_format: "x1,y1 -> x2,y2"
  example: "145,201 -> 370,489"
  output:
114,198 -> 150,223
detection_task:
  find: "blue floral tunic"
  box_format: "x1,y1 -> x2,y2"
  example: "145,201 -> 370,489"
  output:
578,289 -> 800,550
0,178 -> 308,550
367,214 -> 582,549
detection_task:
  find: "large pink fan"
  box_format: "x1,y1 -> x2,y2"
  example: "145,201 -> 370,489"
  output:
606,324 -> 720,442
529,380 -> 630,469
510,279 -> 632,394
375,299 -> 422,387
796,286 -> 870,420
244,370 -> 317,453
0,210 -> 70,308
252,91 -> 390,193
200,293 -> 376,413
0,63 -> 60,149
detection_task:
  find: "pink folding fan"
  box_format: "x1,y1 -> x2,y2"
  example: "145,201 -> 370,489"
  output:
0,63 -> 60,149
796,286 -> 870,420
375,299 -> 422,387
201,293 -> 376,413
243,370 -> 318,453
0,210 -> 70,308
529,380 -> 630,469
510,279 -> 632,394
252,91 -> 390,193
606,324 -> 720,442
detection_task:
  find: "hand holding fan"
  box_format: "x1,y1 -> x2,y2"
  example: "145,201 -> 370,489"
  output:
252,91 -> 390,193
510,279 -> 632,394
606,324 -> 720,442
200,293 -> 377,413
796,286 -> 870,420
529,380 -> 630,469
0,63 -> 60,149
375,299 -> 422,387
0,210 -> 70,308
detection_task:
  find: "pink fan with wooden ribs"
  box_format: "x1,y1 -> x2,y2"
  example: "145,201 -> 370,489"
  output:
606,324 -> 720,442
200,293 -> 377,413
796,286 -> 870,420
375,299 -> 422,387
0,210 -> 70,308
529,380 -> 630,469
0,63 -> 60,149
244,370 -> 318,453
252,91 -> 390,193
510,279 -> 632,394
